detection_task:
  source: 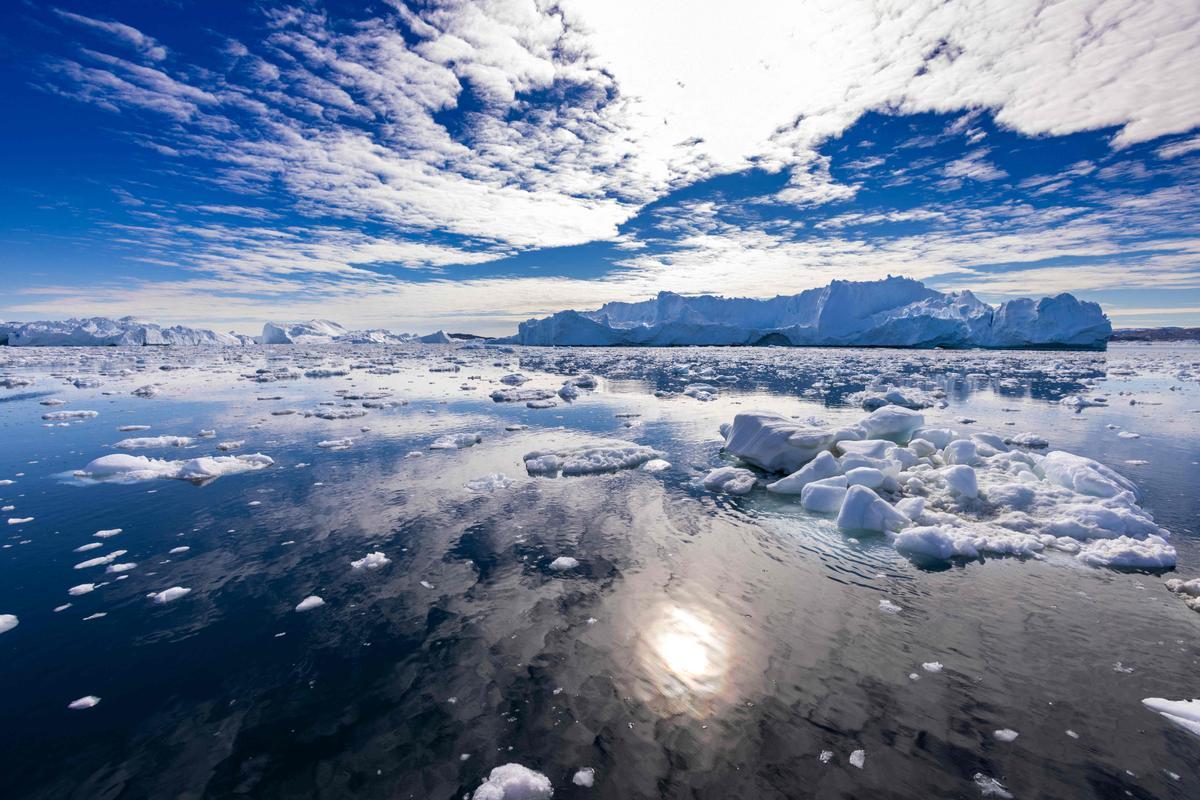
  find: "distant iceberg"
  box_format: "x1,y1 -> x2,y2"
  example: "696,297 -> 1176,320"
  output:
509,276 -> 1112,349
0,317 -> 248,347
260,319 -> 348,344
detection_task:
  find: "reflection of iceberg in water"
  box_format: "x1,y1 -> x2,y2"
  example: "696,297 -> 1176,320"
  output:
639,605 -> 732,714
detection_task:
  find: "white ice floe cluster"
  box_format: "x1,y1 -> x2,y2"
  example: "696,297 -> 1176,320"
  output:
1165,577 -> 1200,612
721,405 -> 1173,569
76,453 -> 274,484
524,442 -> 662,477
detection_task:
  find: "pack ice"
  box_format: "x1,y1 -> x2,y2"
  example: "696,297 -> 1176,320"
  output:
510,276 -> 1111,349
721,405 -> 1173,569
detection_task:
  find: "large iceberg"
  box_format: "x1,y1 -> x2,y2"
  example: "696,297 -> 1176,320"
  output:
0,317 -> 247,347
260,319 -> 348,344
510,277 -> 1111,349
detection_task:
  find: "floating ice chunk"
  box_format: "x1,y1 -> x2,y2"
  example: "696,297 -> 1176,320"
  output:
94,528 -> 122,538
836,486 -> 909,532
857,406 -> 925,441
42,410 -> 99,421
557,382 -> 579,401
683,383 -> 719,401
169,546 -> 190,555
922,661 -> 944,673
351,551 -> 390,570
837,439 -> 893,458
878,599 -> 902,614
216,440 -> 244,451
317,438 -> 354,450
68,584 -> 96,596
115,435 -> 192,449
7,517 -> 34,525
148,586 -> 191,603
524,442 -> 661,476
131,384 -> 160,398
1006,432 -> 1049,448
466,473 -> 513,492
973,773 -> 1013,798
701,466 -> 757,495
295,596 -> 325,612
526,399 -> 557,409
1142,697 -> 1200,738
472,763 -> 553,800
641,459 -> 671,473
572,767 -> 595,787
993,729 -> 1019,742
499,373 -> 529,385
491,387 -> 555,403
942,465 -> 979,499
894,526 -> 979,560
853,386 -> 934,411
1165,577 -> 1200,611
118,425 -> 151,432
0,614 -> 17,634
1040,451 -> 1140,500
68,696 -> 100,710
943,440 -> 978,466
106,562 -> 137,573
722,413 -> 862,473
430,432 -> 482,450
766,451 -> 840,494
911,427 -> 958,449
75,550 -> 127,569
77,453 -> 273,483
549,556 -> 579,571
304,407 -> 367,420
801,476 -> 848,513
848,749 -> 865,769
1076,535 -> 1175,569
844,467 -> 885,489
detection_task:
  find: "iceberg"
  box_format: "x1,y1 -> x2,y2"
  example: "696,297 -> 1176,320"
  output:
510,276 -> 1111,349
260,319 -> 348,344
1,317 -> 246,347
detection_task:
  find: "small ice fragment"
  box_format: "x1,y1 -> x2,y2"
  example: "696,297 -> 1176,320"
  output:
74,543 -> 102,552
68,695 -> 101,710
1066,729 -> 1079,739
549,556 -> 579,571
878,599 -> 902,614
68,584 -> 96,596
168,546 -> 190,555
993,728 -> 1019,742
148,586 -> 191,603
7,517 -> 34,525
973,773 -> 1013,798
1142,697 -> 1200,738
848,749 -> 865,769
351,551 -> 390,570
0,614 -> 18,634
572,767 -> 595,787
922,661 -> 943,673
642,459 -> 671,473
419,580 -> 435,589
295,595 -> 325,612
818,750 -> 833,764
94,528 -> 122,538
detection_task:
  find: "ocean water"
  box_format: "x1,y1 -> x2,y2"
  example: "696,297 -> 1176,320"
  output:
0,342 -> 1197,799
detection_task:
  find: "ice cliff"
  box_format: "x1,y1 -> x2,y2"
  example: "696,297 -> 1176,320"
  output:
511,277 -> 1111,349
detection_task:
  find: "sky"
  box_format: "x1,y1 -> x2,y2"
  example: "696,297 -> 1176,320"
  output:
1,0 -> 1198,336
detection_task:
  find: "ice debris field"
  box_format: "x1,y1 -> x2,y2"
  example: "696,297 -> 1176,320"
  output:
1,337 -> 1199,798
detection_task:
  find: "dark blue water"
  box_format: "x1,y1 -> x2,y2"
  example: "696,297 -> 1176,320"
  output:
1,343 -> 1198,799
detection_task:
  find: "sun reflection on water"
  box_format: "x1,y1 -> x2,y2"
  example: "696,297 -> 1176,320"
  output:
639,605 -> 732,715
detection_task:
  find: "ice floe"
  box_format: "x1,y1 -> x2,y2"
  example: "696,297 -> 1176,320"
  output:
471,763 -> 552,800
295,595 -> 325,612
148,587 -> 191,603
351,552 -> 390,570
76,453 -> 274,484
524,442 -> 662,476
0,614 -> 17,634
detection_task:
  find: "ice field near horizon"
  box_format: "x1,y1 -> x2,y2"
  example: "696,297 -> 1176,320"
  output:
1,341 -> 1198,799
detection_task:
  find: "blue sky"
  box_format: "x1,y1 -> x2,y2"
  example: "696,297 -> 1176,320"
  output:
1,0 -> 1198,335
